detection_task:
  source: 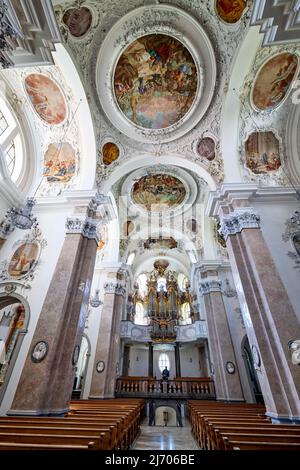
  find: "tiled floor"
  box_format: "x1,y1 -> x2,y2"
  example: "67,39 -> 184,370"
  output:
132,424 -> 200,450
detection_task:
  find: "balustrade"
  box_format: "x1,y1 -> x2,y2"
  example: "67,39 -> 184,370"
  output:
116,376 -> 215,399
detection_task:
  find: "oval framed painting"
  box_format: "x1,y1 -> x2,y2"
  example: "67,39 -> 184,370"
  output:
215,0 -> 247,24
31,340 -> 48,363
251,53 -> 299,111
102,142 -> 120,166
62,6 -> 93,38
24,73 -> 67,125
8,241 -> 40,279
197,136 -> 216,161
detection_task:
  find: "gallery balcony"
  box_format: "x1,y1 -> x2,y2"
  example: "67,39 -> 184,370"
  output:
115,376 -> 216,400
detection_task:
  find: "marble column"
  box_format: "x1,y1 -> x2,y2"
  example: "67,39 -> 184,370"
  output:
208,185 -> 300,422
199,267 -> 244,401
175,342 -> 181,378
10,200 -> 104,415
148,343 -> 153,377
122,344 -> 130,376
89,271 -> 126,399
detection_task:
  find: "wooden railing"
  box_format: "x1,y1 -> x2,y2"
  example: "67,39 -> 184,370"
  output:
115,376 -> 215,399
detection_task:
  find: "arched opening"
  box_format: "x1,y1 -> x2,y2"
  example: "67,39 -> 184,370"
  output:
155,406 -> 177,427
72,334 -> 91,399
0,294 -> 29,405
241,335 -> 264,404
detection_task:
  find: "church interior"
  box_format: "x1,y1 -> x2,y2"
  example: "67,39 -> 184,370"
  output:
0,0 -> 300,452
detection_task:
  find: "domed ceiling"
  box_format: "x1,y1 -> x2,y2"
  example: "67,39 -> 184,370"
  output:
114,34 -> 197,130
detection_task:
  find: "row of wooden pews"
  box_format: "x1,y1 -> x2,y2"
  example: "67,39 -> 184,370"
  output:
188,401 -> 300,451
0,398 -> 144,450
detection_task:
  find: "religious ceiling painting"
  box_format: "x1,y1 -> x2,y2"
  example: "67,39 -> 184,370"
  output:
252,53 -> 298,111
8,242 -> 40,279
24,73 -> 67,125
102,142 -> 120,165
43,143 -> 76,183
62,7 -> 93,38
132,174 -> 186,212
196,137 -> 216,161
245,131 -> 281,174
114,34 -> 197,129
216,0 -> 247,24
97,225 -> 108,252
144,237 -> 178,250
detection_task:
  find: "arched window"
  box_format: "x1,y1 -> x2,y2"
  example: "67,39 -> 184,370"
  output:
178,273 -> 188,291
0,96 -> 24,184
127,252 -> 135,266
180,302 -> 192,324
157,277 -> 167,292
158,353 -> 170,372
134,302 -> 147,325
136,273 -> 148,298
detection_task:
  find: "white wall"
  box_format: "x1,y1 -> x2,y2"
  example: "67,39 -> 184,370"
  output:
180,345 -> 202,377
128,345 -> 148,377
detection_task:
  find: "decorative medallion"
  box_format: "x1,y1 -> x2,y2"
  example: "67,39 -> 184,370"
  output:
132,174 -> 186,212
62,7 -> 92,38
96,360 -> 105,373
44,143 -> 76,183
72,345 -> 80,366
8,241 -> 40,279
123,220 -> 135,237
31,341 -> 48,363
24,74 -> 67,125
197,137 -> 216,161
252,53 -> 298,111
102,142 -> 120,165
216,0 -> 247,24
245,131 -> 281,174
114,34 -> 197,129
225,361 -> 236,374
293,233 -> 300,257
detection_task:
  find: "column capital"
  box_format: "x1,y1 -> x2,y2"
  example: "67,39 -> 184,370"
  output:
65,216 -> 99,243
104,281 -> 126,296
219,207 -> 260,241
206,183 -> 299,218
199,280 -> 222,295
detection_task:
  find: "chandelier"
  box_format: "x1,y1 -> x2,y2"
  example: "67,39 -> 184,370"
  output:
6,198 -> 39,230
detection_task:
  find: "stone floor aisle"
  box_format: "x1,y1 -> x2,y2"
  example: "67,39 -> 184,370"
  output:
131,424 -> 200,450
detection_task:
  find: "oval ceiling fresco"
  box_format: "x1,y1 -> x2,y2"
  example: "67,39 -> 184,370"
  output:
216,0 -> 247,24
102,142 -> 120,165
114,34 -> 197,129
132,174 -> 186,212
62,7 -> 92,38
197,137 -> 216,160
25,74 -> 67,125
252,53 -> 298,111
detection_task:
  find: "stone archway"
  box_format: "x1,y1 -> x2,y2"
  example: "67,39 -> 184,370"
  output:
155,406 -> 177,426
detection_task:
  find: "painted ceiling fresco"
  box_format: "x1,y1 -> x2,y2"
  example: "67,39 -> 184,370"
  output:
102,142 -> 120,165
25,73 -> 67,125
62,7 -> 92,38
216,0 -> 247,24
197,137 -> 216,160
245,131 -> 281,174
132,173 -> 186,212
252,53 -> 298,111
144,237 -> 178,250
43,143 -> 76,183
114,34 -> 197,129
